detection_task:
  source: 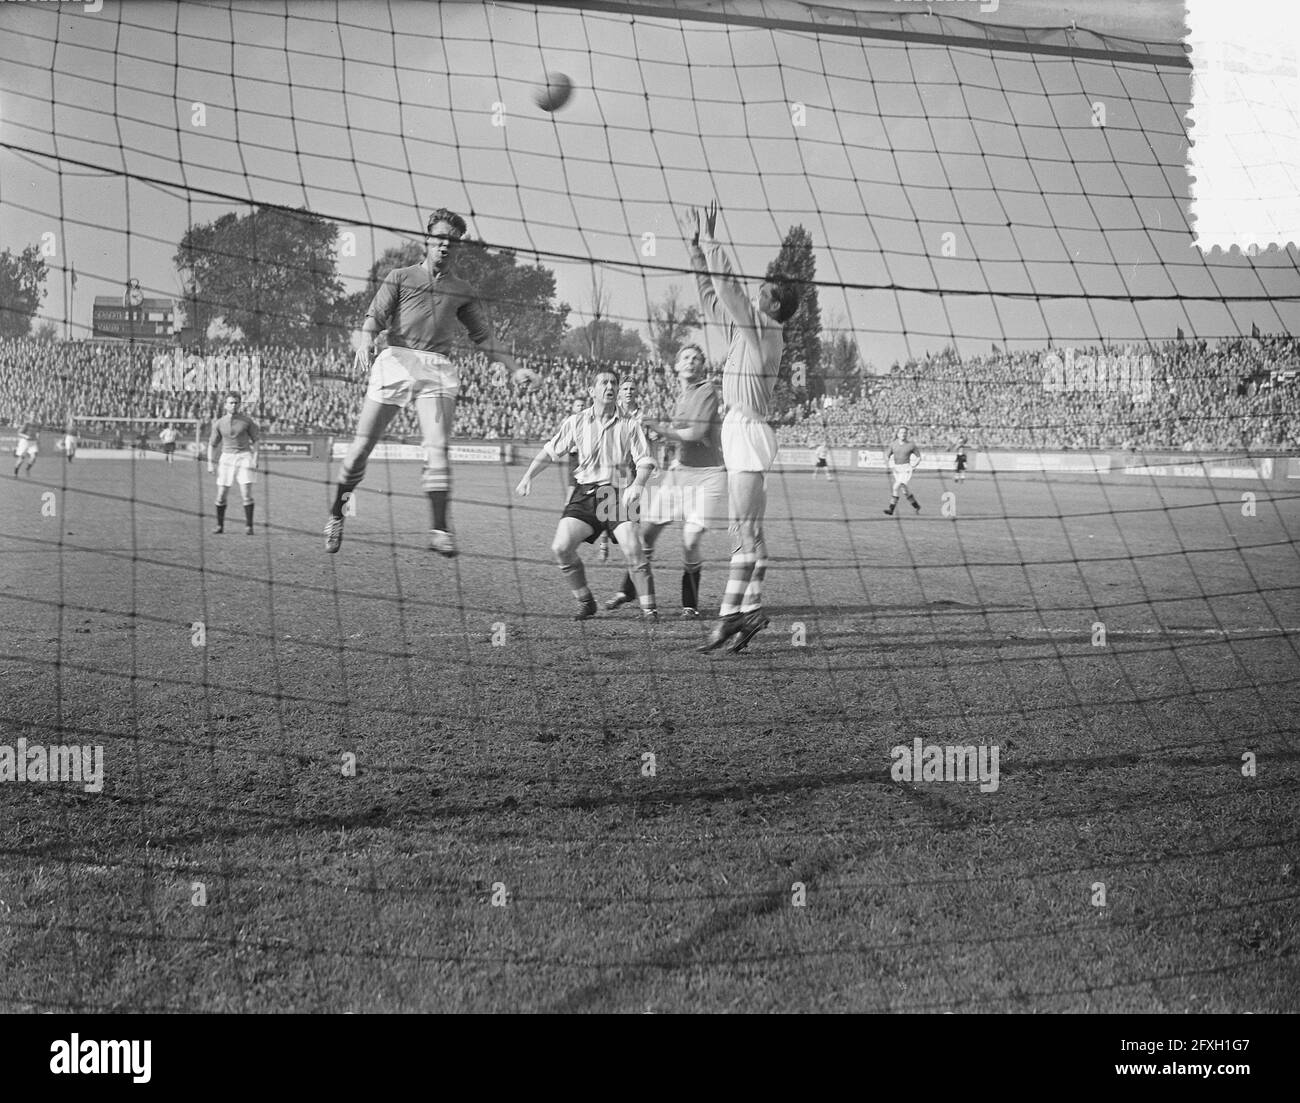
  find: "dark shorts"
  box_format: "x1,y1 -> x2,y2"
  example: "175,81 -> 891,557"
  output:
955,456 -> 967,471
562,482 -> 631,543
815,458 -> 828,468
163,442 -> 176,454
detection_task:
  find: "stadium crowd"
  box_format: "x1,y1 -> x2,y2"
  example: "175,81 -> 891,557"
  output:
781,336 -> 1300,452
0,334 -> 1296,453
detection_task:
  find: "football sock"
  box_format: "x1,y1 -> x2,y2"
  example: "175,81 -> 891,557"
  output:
331,458 -> 367,518
244,502 -> 254,527
560,559 -> 590,601
428,489 -> 449,532
421,445 -> 450,494
740,558 -> 767,613
681,566 -> 701,608
215,502 -> 227,527
629,560 -> 655,610
720,552 -> 756,616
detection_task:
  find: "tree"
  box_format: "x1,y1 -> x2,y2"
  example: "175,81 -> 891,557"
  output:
560,319 -> 649,362
455,239 -> 569,356
559,270 -> 648,361
765,225 -> 822,395
647,284 -> 702,363
0,245 -> 48,339
174,207 -> 344,346
819,312 -> 863,399
33,320 -> 59,343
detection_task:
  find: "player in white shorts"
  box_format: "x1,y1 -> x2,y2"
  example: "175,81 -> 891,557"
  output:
323,207 -> 538,557
159,424 -> 179,463
681,201 -> 799,653
13,414 -> 39,476
813,442 -> 832,480
208,392 -> 260,535
605,343 -> 727,617
58,413 -> 78,462
882,426 -> 922,515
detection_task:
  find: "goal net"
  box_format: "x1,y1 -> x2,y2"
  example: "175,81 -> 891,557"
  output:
1,0 -> 1296,1014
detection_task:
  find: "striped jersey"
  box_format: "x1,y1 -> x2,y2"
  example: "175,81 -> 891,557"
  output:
365,263 -> 492,356
209,413 -> 259,455
692,238 -> 784,420
544,407 -> 654,486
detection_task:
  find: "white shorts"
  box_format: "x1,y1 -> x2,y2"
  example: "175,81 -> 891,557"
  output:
216,452 -> 255,488
890,463 -> 915,486
721,409 -> 777,474
643,466 -> 728,530
365,346 -> 459,406
15,438 -> 36,458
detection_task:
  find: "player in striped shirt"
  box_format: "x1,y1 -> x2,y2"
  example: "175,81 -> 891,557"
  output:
207,392 -> 260,535
681,201 -> 799,653
514,368 -> 659,620
324,208 -> 538,557
595,377 -> 642,563
13,413 -> 38,476
882,426 -> 922,515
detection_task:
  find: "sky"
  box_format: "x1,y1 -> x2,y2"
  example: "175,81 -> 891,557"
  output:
1,0 -> 1297,371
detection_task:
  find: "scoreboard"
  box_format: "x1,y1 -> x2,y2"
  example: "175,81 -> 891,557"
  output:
92,296 -> 175,341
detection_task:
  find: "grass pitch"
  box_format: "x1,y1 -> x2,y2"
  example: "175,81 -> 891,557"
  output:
1,455 -> 1297,1012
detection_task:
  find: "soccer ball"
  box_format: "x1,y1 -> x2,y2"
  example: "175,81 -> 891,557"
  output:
533,72 -> 574,113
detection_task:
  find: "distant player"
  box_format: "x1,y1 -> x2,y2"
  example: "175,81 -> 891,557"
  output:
208,392 -> 260,535
605,342 -> 725,618
680,200 -> 798,653
60,413 -> 78,462
514,368 -> 658,620
324,208 -> 537,556
882,426 -> 921,515
13,414 -> 38,476
159,424 -> 179,464
954,437 -> 968,483
813,442 -> 832,480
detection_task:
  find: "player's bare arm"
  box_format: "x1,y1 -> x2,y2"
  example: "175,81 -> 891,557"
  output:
477,336 -> 538,388
354,317 -> 381,375
515,449 -> 553,496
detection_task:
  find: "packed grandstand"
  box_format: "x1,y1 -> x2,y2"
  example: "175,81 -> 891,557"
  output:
1,334 -> 1296,453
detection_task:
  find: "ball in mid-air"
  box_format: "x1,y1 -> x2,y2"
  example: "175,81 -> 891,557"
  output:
533,72 -> 573,113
